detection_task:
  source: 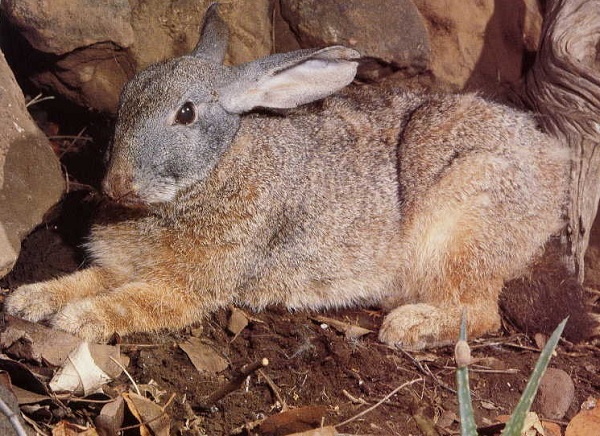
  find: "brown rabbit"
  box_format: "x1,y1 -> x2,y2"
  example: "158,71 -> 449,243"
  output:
4,5 -> 570,349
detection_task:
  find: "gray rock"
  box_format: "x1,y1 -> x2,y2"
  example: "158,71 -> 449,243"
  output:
2,0 -> 135,55
278,0 -> 431,77
0,50 -> 64,277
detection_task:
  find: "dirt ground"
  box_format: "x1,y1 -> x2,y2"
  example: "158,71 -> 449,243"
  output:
0,100 -> 599,435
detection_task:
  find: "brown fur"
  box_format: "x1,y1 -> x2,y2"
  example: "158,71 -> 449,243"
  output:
3,7 -> 583,348
5,87 -> 572,348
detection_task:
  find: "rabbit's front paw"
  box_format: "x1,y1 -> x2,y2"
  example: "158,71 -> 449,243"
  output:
4,283 -> 60,322
378,304 -> 456,350
51,299 -> 110,343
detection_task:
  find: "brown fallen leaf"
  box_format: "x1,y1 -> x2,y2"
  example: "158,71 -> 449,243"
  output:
179,337 -> 229,373
123,391 -> 170,436
137,380 -> 167,403
51,420 -> 99,435
95,395 -> 125,436
543,421 -> 562,436
287,426 -> 338,436
1,315 -> 82,366
312,315 -> 372,340
227,307 -> 249,336
0,358 -> 51,404
259,405 -> 329,435
496,412 -> 546,435
565,398 -> 600,436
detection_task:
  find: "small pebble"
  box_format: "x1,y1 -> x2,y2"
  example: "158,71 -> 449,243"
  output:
535,367 -> 574,420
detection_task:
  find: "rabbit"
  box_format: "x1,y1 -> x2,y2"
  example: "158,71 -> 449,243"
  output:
4,4 -> 571,349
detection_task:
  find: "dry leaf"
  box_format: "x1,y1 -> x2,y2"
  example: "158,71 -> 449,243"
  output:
522,412 -> 546,436
437,409 -> 458,428
312,316 -> 372,339
0,358 -> 51,404
287,427 -> 338,436
480,400 -> 499,410
565,399 -> 600,436
474,356 -> 507,370
413,411 -> 439,436
179,337 -> 228,373
95,396 -> 125,436
496,412 -> 545,435
51,420 -> 99,435
49,342 -> 113,396
543,421 -> 562,436
227,308 -> 249,336
1,315 -> 82,366
10,384 -> 51,404
123,392 -> 170,436
259,405 -> 328,435
137,380 -> 167,402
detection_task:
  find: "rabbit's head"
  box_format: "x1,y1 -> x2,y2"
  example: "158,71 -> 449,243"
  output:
103,4 -> 359,206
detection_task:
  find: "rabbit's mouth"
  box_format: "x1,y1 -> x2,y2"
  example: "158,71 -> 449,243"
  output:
104,189 -> 149,210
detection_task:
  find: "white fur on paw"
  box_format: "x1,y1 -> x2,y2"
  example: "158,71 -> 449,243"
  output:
378,303 -> 453,350
4,283 -> 60,322
51,299 -> 108,343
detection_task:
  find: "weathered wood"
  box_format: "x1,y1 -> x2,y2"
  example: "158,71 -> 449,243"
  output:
525,0 -> 600,282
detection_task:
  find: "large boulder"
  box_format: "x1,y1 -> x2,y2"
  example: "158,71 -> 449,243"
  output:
1,0 -> 273,114
277,0 -> 431,80
0,49 -> 64,277
412,0 -> 543,92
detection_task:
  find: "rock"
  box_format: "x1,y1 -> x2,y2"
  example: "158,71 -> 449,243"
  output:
1,0 -> 273,113
1,0 -> 134,55
130,0 -> 273,71
412,0 -> 543,92
535,368 -> 575,420
0,49 -> 64,277
31,43 -> 136,114
278,0 -> 431,80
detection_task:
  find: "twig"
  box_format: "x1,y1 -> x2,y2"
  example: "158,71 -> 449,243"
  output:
59,127 -> 88,158
335,377 -> 423,429
161,393 -> 176,411
342,389 -> 369,406
258,368 -> 287,410
117,410 -> 168,431
399,348 -> 457,395
48,135 -> 93,141
117,393 -> 175,432
110,356 -> 141,395
0,397 -> 28,436
230,417 -> 265,435
199,358 -> 269,410
442,366 -> 520,374
20,413 -> 48,435
26,93 -> 55,108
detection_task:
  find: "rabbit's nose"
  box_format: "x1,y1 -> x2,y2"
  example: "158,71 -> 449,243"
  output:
102,172 -> 142,205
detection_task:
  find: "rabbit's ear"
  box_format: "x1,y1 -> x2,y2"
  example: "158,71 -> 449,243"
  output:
220,46 -> 360,113
191,3 -> 229,64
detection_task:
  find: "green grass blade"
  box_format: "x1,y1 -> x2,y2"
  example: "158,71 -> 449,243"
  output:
456,312 -> 478,436
500,317 -> 568,436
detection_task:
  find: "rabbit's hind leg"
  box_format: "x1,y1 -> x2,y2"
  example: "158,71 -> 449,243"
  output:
380,155 -> 532,349
379,196 -> 504,349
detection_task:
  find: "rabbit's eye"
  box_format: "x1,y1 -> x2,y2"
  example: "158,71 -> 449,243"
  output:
175,102 -> 196,125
